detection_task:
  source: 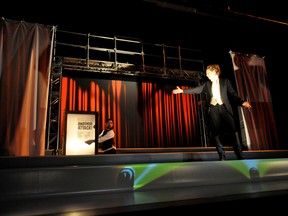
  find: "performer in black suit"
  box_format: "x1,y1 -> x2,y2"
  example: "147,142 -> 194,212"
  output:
85,118 -> 116,154
172,64 -> 252,160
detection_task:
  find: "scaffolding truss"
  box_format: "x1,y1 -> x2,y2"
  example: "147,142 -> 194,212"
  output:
54,29 -> 205,80
46,28 -> 208,152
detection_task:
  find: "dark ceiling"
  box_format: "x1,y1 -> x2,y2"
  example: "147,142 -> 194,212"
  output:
2,0 -> 287,27
144,0 -> 288,23
2,0 -> 287,56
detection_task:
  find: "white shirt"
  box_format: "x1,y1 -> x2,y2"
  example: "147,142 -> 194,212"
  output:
211,78 -> 223,105
98,129 -> 115,143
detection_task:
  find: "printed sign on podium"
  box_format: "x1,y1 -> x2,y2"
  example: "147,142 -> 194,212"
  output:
64,111 -> 98,155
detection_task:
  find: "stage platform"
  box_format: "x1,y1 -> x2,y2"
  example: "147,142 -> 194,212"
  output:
1,148 -> 288,215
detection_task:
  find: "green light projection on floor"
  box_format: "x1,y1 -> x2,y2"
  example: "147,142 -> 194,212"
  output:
212,158 -> 288,180
121,158 -> 288,190
123,162 -> 184,190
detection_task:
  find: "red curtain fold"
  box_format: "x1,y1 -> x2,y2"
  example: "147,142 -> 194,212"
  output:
230,52 -> 279,150
0,19 -> 54,156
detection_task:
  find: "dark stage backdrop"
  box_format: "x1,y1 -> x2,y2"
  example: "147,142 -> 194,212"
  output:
59,75 -> 203,150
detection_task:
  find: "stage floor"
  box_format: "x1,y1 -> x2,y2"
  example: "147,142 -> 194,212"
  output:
1,149 -> 288,215
2,177 -> 288,215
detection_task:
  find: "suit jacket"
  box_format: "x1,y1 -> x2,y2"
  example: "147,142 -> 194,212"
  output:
183,77 -> 244,115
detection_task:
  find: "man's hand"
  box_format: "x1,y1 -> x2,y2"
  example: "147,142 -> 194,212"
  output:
172,86 -> 183,94
242,101 -> 252,109
85,139 -> 95,145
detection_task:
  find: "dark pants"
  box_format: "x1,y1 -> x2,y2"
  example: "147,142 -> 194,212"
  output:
208,104 -> 243,160
103,148 -> 116,154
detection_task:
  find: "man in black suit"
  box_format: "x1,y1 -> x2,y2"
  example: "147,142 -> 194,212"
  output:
85,118 -> 116,154
172,64 -> 252,160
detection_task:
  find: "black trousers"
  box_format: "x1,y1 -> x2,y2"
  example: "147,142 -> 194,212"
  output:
208,104 -> 243,160
208,104 -> 236,136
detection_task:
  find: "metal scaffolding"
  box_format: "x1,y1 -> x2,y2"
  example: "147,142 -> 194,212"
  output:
46,28 -> 208,153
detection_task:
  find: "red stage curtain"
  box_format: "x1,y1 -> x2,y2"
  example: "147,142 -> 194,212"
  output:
60,76 -> 202,149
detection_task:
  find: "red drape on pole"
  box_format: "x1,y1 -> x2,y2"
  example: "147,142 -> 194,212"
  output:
0,19 -> 54,156
230,51 -> 279,150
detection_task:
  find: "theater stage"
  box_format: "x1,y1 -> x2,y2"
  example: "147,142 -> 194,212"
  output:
1,148 -> 288,215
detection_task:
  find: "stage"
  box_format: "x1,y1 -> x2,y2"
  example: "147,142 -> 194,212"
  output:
1,148 -> 288,215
